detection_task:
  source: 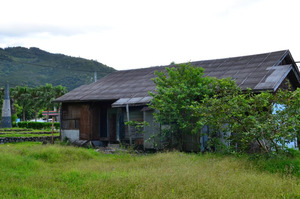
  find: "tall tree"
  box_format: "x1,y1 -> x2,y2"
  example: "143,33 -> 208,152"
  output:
11,86 -> 32,121
30,87 -> 44,122
6,84 -> 67,122
149,63 -> 234,149
39,84 -> 55,122
52,85 -> 67,109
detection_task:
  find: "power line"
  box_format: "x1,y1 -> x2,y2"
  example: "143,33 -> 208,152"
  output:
0,57 -> 111,73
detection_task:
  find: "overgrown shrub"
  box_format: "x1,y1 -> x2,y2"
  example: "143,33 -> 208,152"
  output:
13,121 -> 60,129
150,63 -> 300,154
249,149 -> 300,177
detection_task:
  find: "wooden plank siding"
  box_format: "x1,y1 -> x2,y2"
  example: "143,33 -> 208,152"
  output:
79,104 -> 91,140
62,102 -> 103,141
61,103 -> 81,130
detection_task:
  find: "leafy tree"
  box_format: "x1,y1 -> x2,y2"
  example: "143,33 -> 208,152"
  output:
150,63 -> 299,154
149,63 -> 236,149
30,87 -> 44,121
39,84 -> 55,122
125,121 -> 149,135
11,86 -> 32,121
7,84 -> 67,121
192,87 -> 300,154
52,85 -> 67,110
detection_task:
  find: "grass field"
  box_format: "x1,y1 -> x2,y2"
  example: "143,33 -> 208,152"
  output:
0,142 -> 300,198
0,128 -> 59,137
0,133 -> 59,137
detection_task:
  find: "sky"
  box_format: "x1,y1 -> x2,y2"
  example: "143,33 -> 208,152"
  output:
0,0 -> 299,70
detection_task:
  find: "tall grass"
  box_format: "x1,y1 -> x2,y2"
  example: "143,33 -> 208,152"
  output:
0,128 -> 59,137
0,143 -> 299,198
0,133 -> 59,137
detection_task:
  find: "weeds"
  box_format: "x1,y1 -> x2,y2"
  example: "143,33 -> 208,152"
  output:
0,143 -> 299,198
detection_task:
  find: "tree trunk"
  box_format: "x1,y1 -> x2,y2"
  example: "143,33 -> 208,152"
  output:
35,108 -> 38,122
47,110 -> 49,122
23,109 -> 26,121
256,138 -> 269,153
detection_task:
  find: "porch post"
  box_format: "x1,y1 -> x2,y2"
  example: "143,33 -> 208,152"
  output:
126,104 -> 132,146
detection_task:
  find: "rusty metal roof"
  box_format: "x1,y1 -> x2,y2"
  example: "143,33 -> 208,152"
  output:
54,50 -> 300,104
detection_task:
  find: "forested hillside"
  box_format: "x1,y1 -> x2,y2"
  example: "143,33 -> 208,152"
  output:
0,47 -> 115,90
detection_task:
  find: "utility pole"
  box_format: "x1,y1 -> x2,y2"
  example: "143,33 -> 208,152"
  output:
1,84 -> 12,128
126,104 -> 132,146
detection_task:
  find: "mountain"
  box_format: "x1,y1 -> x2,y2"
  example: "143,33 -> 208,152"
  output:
0,47 -> 116,90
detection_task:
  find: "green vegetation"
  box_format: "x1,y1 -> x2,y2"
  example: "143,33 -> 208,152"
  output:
150,63 -> 300,154
0,128 -> 59,137
0,133 -> 59,137
0,144 -> 299,198
13,121 -> 60,129
0,47 -> 115,90
149,63 -> 222,149
0,128 -> 31,131
251,151 -> 300,177
125,121 -> 149,134
199,87 -> 300,154
0,128 -> 54,132
1,84 -> 67,121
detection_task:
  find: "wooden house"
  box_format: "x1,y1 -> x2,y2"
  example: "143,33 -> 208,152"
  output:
54,50 -> 300,150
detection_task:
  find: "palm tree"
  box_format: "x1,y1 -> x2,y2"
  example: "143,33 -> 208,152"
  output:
53,85 -> 67,111
11,86 -> 32,121
39,84 -> 55,122
30,87 -> 44,121
10,84 -> 67,122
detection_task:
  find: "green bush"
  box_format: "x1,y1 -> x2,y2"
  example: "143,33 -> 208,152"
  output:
250,150 -> 300,177
13,121 -> 60,129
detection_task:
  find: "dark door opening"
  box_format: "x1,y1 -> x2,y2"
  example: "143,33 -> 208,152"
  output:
109,113 -> 117,142
100,108 -> 107,138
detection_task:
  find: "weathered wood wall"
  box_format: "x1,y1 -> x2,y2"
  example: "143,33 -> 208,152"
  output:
61,103 -> 81,129
123,107 -> 144,141
79,104 -> 91,140
62,102 -> 102,140
62,102 -> 159,147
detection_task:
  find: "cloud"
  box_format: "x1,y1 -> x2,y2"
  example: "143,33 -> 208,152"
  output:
0,23 -> 112,38
0,0 -> 299,70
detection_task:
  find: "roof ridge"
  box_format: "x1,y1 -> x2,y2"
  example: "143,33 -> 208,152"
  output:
54,50 -> 298,103
190,50 -> 289,65
114,50 -> 289,72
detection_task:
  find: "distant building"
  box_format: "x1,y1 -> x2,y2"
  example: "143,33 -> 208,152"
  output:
42,111 -> 60,122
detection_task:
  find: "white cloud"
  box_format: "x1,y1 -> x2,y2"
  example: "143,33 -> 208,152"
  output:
1,0 -> 300,70
0,23 -> 112,37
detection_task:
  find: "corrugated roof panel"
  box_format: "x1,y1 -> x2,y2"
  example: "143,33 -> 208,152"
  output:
223,70 -> 238,75
54,50 -> 296,103
240,83 -> 258,90
207,71 -> 227,77
234,73 -> 249,79
112,96 -> 153,108
238,68 -> 256,73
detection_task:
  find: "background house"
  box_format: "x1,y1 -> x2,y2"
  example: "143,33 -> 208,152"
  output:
54,50 -> 300,150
